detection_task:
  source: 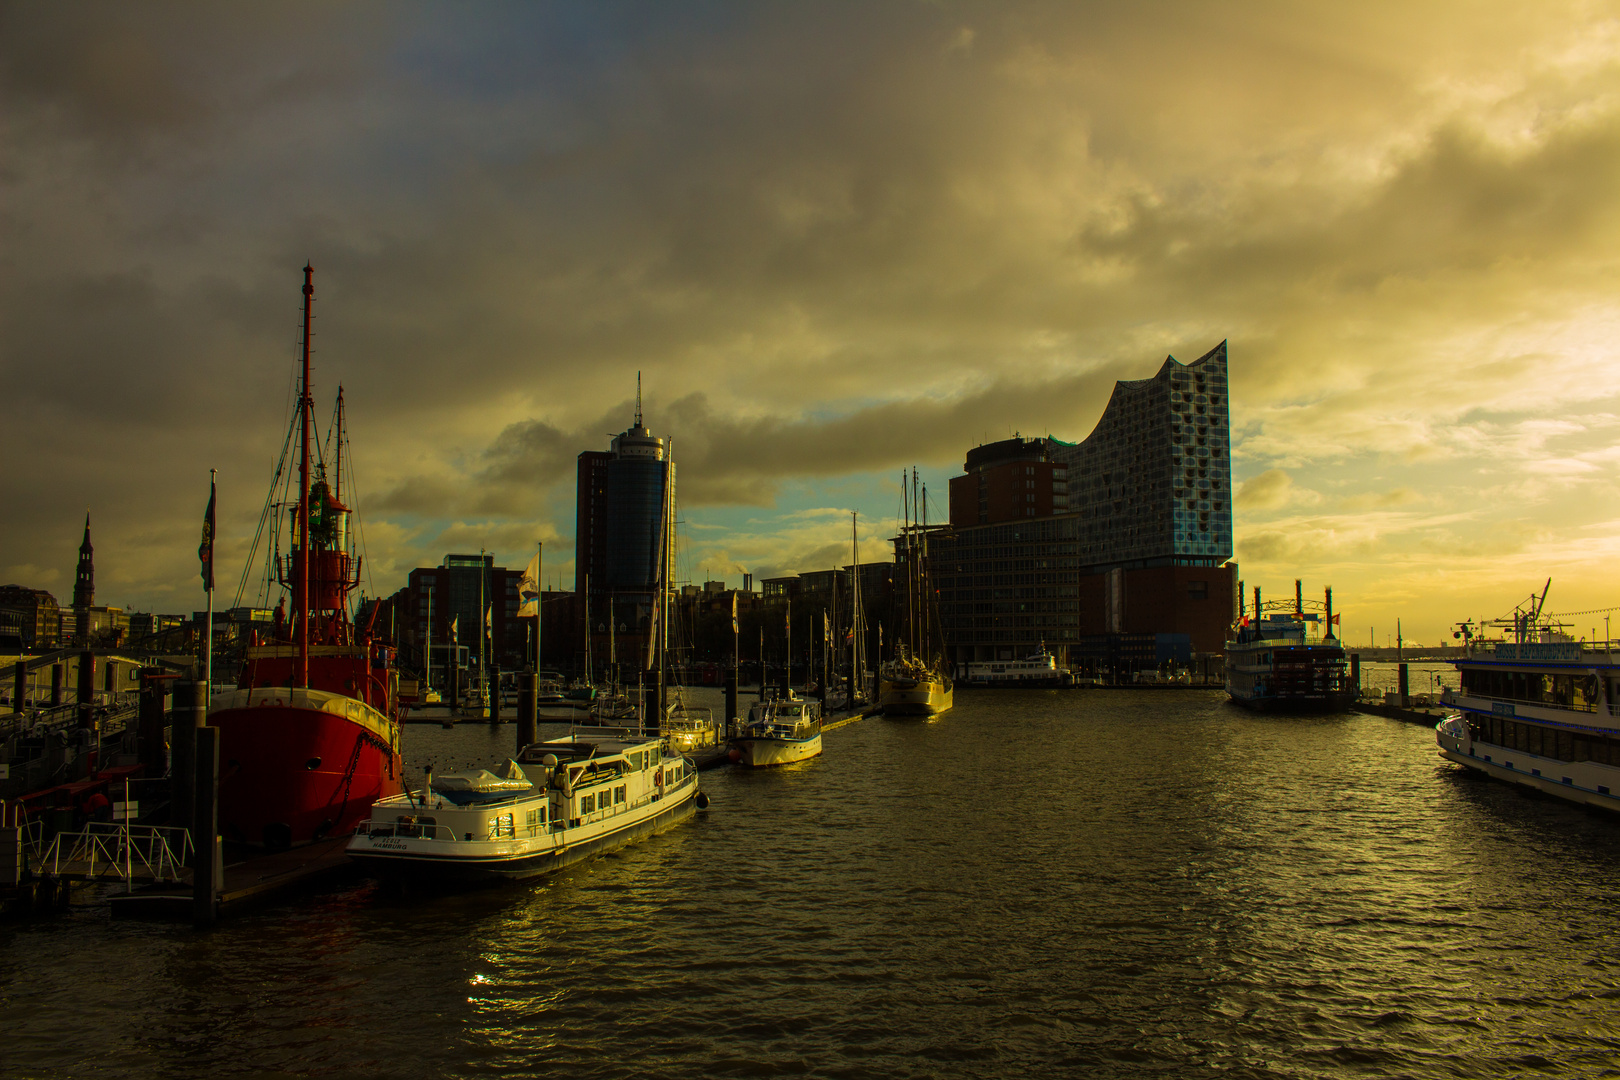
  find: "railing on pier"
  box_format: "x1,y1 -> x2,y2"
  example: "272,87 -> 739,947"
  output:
42,822 -> 193,885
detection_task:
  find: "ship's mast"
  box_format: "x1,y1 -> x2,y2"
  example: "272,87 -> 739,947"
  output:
334,386 -> 345,504
298,264 -> 314,689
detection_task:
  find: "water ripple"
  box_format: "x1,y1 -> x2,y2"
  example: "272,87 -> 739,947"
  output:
7,690 -> 1620,1078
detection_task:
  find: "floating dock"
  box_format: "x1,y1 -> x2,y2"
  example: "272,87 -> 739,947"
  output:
108,837 -> 355,920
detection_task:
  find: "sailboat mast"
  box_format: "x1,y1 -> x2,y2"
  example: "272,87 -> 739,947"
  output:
298,264 -> 314,689
921,478 -> 930,655
850,511 -> 860,699
900,472 -> 913,660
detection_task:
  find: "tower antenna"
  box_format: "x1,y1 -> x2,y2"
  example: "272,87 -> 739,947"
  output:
636,371 -> 643,427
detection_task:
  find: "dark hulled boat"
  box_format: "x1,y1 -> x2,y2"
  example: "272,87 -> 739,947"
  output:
209,266 -> 404,848
1225,584 -> 1353,713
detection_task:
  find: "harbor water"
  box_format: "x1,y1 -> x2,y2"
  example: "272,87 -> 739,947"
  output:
6,688 -> 1620,1078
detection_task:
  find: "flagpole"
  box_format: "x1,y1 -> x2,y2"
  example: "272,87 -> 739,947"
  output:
206,470 -> 214,694
201,468 -> 216,697
544,540 -> 550,676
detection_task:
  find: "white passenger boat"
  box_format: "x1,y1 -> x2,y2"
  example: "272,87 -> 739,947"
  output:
958,643 -> 1070,688
730,691 -> 822,767
1436,582 -> 1620,812
346,731 -> 701,883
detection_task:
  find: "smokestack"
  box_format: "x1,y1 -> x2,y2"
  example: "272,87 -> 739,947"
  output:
1324,587 -> 1335,641
1294,579 -> 1303,618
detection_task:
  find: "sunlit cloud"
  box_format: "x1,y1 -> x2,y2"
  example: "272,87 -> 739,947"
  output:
3,1 -> 1619,639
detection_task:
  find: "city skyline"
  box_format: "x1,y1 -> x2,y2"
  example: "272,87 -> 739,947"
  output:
5,3 -> 1619,644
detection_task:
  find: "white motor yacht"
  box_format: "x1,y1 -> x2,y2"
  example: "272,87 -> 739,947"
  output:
347,731 -> 701,883
730,691 -> 823,767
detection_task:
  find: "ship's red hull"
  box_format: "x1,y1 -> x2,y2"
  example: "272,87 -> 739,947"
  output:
210,695 -> 403,849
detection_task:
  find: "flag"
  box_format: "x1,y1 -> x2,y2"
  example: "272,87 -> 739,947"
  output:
198,475 -> 216,591
517,551 -> 541,618
450,615 -> 459,644
485,604 -> 492,632
786,598 -> 791,634
1330,613 -> 1341,625
731,593 -> 738,634
823,611 -> 829,644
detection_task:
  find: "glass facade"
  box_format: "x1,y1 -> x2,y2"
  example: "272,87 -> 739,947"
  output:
605,456 -> 669,594
1046,340 -> 1232,566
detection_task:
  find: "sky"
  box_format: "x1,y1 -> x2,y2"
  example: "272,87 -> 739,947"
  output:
4,1 -> 1620,646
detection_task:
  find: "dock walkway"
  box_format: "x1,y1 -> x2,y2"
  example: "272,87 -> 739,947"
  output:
108,837 -> 355,920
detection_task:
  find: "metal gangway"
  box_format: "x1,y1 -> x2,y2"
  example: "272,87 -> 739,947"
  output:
41,822 -> 194,887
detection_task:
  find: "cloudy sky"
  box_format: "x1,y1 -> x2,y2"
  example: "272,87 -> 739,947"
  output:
4,1 -> 1619,644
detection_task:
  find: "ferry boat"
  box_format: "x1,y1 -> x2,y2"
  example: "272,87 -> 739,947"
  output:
958,644 -> 1071,688
1436,584 -> 1620,811
209,266 -> 404,849
347,731 -> 700,883
729,691 -> 823,767
1225,582 -> 1353,713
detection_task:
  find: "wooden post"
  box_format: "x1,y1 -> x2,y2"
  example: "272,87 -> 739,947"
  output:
1398,663 -> 1410,708
170,680 -> 205,834
1350,654 -> 1360,698
138,668 -> 167,776
193,724 -> 220,927
517,671 -> 536,752
643,674 -> 660,736
724,670 -> 738,739
76,650 -> 95,730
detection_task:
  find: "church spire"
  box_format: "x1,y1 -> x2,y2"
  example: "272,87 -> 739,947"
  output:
73,512 -> 94,645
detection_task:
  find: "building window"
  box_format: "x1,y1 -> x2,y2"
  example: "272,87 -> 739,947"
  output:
1188,581 -> 1208,600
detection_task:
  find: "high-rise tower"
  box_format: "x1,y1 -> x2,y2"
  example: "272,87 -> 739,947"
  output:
574,376 -> 673,663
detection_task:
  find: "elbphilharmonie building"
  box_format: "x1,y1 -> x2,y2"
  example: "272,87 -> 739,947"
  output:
933,341 -> 1236,671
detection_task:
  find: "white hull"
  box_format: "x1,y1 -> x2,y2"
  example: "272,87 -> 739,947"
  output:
735,734 -> 822,767
1437,718 -> 1620,812
349,735 -> 700,882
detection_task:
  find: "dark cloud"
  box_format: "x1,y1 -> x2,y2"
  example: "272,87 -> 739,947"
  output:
3,1 -> 1617,616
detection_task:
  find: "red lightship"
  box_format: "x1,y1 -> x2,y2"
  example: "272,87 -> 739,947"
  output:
209,265 -> 404,848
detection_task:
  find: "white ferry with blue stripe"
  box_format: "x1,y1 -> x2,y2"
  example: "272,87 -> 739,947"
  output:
1436,586 -> 1620,810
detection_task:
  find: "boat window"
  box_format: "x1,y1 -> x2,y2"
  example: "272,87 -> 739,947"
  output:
1556,728 -> 1574,761
580,794 -> 595,814
615,786 -> 626,804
